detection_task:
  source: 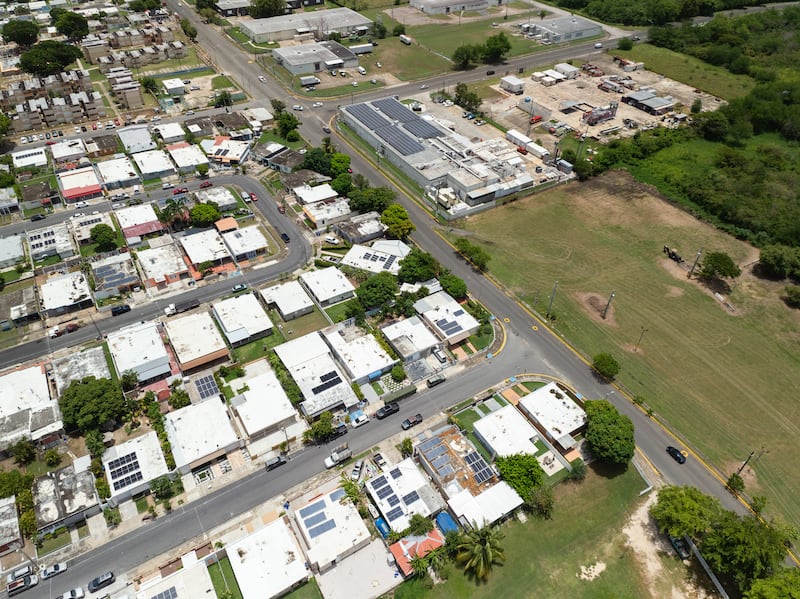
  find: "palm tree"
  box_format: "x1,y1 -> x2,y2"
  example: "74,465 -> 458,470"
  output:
162,197 -> 187,231
408,554 -> 429,579
455,522 -> 505,581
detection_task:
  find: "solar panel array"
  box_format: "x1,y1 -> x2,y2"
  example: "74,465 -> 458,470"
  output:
376,485 -> 394,500
299,499 -> 325,519
108,451 -> 145,491
309,519 -> 336,539
384,256 -> 396,270
402,491 -> 420,506
465,451 -> 494,484
346,101 -> 436,157
94,262 -> 139,290
301,497 -> 337,540
436,318 -> 463,337
374,127 -> 424,156
330,488 -> 346,501
150,588 -> 177,599
373,98 -> 416,122
312,371 -> 342,395
390,467 -> 402,480
419,436 -> 457,479
110,456 -> 140,480
387,494 -> 400,507
371,475 -> 388,490
112,470 -> 143,491
305,512 -> 327,528
345,104 -> 392,131
404,119 -> 443,139
195,375 -> 220,400
386,507 -> 404,522
107,452 -> 136,471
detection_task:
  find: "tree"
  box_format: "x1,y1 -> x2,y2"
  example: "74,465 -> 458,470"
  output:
691,98 -> 703,114
19,41 -> 83,76
452,44 -> 481,69
55,11 -> 89,40
393,24 -> 406,36
381,204 -> 415,239
12,439 -> 36,465
168,387 -> 191,409
250,0 -> 286,18
495,454 -> 545,500
44,448 -> 62,467
190,203 -> 221,227
140,76 -> 158,95
408,555 -> 429,579
18,511 -> 36,538
408,513 -> 434,536
455,523 -> 505,581
454,237 -> 490,270
390,364 -> 406,382
270,98 -> 286,115
330,173 -> 352,196
584,399 -> 635,465
528,484 -> 555,519
482,32 -> 511,63
592,352 -> 620,380
699,251 -> 741,280
439,273 -> 467,299
306,411 -> 335,443
196,163 -> 209,177
180,19 -> 197,42
758,245 -> 800,279
84,429 -> 106,458
650,485 -> 723,538
322,136 -> 336,155
2,21 -> 39,47
120,370 -> 139,392
199,7 -> 219,23
150,475 -> 174,500
617,37 -> 634,51
214,90 -> 232,108
301,147 -> 332,176
727,472 -> 745,493
784,285 -> 800,309
453,82 -> 482,113
398,249 -> 440,283
59,376 -> 127,433
745,568 -> 800,599
329,152 -> 352,177
277,111 -> 301,138
356,271 -> 398,308
702,512 -> 794,592
90,223 -> 117,252
348,186 -> 395,213
694,110 -> 730,141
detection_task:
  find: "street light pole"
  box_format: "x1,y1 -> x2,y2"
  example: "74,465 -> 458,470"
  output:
688,247 -> 703,279
545,280 -> 558,320
601,290 -> 615,319
634,326 -> 648,352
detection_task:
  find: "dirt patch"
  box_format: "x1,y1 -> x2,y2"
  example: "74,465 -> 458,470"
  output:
577,561 -> 607,580
665,286 -> 684,298
722,460 -> 761,492
575,291 -> 618,327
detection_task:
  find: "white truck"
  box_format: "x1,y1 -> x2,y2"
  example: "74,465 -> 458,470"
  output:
164,298 -> 200,316
324,443 -> 352,469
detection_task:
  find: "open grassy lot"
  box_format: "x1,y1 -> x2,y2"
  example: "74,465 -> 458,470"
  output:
453,170 -> 800,528
392,465 -> 651,599
366,37 -> 452,81
410,20 -> 535,62
614,44 -> 756,100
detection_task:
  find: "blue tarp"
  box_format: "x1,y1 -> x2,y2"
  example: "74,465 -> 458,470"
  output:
375,517 -> 390,539
436,512 -> 458,534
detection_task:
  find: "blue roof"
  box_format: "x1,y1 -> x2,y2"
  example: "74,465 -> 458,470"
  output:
375,517 -> 390,539
436,512 -> 458,534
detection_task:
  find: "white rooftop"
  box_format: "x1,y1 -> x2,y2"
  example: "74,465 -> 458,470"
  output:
117,124 -> 156,153
370,239 -> 411,258
106,321 -> 171,382
517,382 -> 587,444
274,332 -> 358,417
12,147 -> 47,169
58,165 -> 101,195
340,243 -> 403,275
303,198 -> 351,225
365,458 -> 435,531
164,312 -> 227,368
227,518 -> 308,599
0,365 -> 51,419
292,183 -> 337,205
212,293 -> 273,345
135,560 -> 215,599
260,280 -> 313,318
131,149 -> 175,177
295,485 -> 371,571
0,235 -> 24,265
381,316 -> 439,359
299,267 -> 355,304
320,323 -> 395,382
0,496 -> 20,548
164,399 -> 239,471
40,271 -> 92,311
153,122 -> 185,140
473,404 -> 540,458
448,481 -> 523,528
166,142 -> 209,169
231,370 -> 296,438
50,138 -> 86,161
413,291 -> 480,342
137,241 -> 187,283
97,156 -> 139,185
116,203 -> 159,229
222,225 -> 269,257
196,186 -> 237,210
179,229 -> 232,265
102,431 -> 169,499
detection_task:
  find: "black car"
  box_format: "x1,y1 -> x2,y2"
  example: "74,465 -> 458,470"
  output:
666,446 -> 686,464
111,304 -> 131,316
376,402 -> 400,420
280,232 -> 291,243
265,455 -> 288,471
320,423 -> 347,443
30,214 -> 46,222
486,69 -> 495,75
88,571 -> 115,592
401,414 -> 423,430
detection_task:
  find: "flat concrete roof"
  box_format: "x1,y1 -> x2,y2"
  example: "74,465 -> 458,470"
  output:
413,291 -> 479,343
179,229 -> 232,265
166,142 -> 209,169
0,235 -> 24,266
137,241 -> 188,283
40,271 -> 92,311
52,347 -> 110,397
242,7 -> 371,35
33,462 -> 98,528
448,481 -> 523,527
164,399 -> 239,471
292,183 -> 337,205
164,312 -> 228,368
131,149 -> 175,177
231,370 -> 295,438
320,323 -> 395,382
473,404 -> 540,458
117,124 -> 156,153
102,430 -> 169,499
97,156 -> 139,185
58,166 -> 102,199
116,203 -> 159,230
227,518 -> 308,599
381,316 -> 439,359
153,122 -> 185,140
517,381 -> 587,442
260,280 -> 314,319
135,560 -> 215,599
340,243 -> 404,275
0,495 -> 20,548
299,267 -> 355,304
212,293 -> 273,344
222,225 -> 269,257
50,138 -> 87,161
106,321 -> 171,381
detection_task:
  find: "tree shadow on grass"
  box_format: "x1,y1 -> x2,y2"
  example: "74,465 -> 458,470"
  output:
588,460 -> 629,481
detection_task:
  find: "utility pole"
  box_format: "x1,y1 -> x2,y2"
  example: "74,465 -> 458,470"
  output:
601,290 -> 615,319
688,247 -> 703,279
737,450 -> 756,475
546,280 -> 558,320
634,326 -> 648,352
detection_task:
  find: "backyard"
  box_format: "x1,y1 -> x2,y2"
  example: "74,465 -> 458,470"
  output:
452,169 -> 800,528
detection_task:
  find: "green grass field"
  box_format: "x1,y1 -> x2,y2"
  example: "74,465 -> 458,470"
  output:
392,466 -> 651,599
208,558 -> 243,599
615,45 -> 756,100
454,170 -> 800,528
284,579 -> 323,599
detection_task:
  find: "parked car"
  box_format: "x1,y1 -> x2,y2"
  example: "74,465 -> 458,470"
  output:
91,123 -> 97,130
666,446 -> 686,464
30,214 -> 46,222
88,571 -> 115,592
312,102 -> 323,108
74,201 -> 88,209
111,304 -> 131,317
55,589 -> 84,599
373,452 -> 387,469
376,62 -> 382,68
173,187 -> 188,195
42,562 -> 68,580
265,455 -> 287,471
114,118 -> 120,126
57,130 -> 63,137
292,104 -> 304,111
351,413 -> 370,428
401,414 -> 423,430
74,127 -> 82,134
72,213 -> 86,219
350,460 -> 364,481
280,232 -> 290,243
258,75 -> 267,83
199,181 -> 213,188
375,402 -> 400,420
45,132 -> 51,139
231,283 -> 248,293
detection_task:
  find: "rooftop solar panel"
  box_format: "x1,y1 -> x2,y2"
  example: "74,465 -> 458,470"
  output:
386,507 -> 404,521
371,475 -> 388,489
438,464 -> 455,477
309,519 -> 336,539
107,452 -> 136,471
151,587 -> 177,599
453,309 -> 465,316
195,375 -> 220,400
383,256 -> 396,270
374,127 -> 424,156
432,456 -> 450,471
304,511 -> 328,528
404,119 -> 443,139
346,104 -> 392,131
387,494 -> 400,507
390,467 -> 402,479
419,438 -> 441,452
330,488 -> 346,501
424,446 -> 447,461
377,486 -> 394,500
373,98 -> 416,122
320,371 -> 338,383
299,499 -> 325,519
402,491 -> 420,505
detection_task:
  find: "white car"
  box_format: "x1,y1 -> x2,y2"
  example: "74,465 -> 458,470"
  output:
376,62 -> 382,68
258,75 -> 267,83
55,589 -> 84,599
19,136 -> 27,144
292,105 -> 303,111
351,81 -> 358,87
72,212 -> 86,219
74,201 -> 88,209
312,102 -> 323,108
42,562 -> 68,579
352,413 -> 370,428
350,460 -> 363,481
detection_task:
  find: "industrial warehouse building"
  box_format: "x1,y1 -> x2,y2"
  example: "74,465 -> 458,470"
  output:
239,8 -> 372,43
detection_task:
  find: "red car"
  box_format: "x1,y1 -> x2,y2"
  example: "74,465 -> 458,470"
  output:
173,187 -> 189,195
250,193 -> 258,202
91,123 -> 97,130
114,118 -> 120,126
199,181 -> 213,189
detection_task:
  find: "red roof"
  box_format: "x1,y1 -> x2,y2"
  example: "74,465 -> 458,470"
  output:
389,529 -> 445,577
123,222 -> 165,238
62,183 -> 102,200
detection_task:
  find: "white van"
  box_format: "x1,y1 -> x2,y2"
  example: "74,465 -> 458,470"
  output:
6,565 -> 34,585
594,42 -> 603,49
162,182 -> 174,190
357,66 -> 366,75
324,235 -> 338,244
133,185 -> 141,195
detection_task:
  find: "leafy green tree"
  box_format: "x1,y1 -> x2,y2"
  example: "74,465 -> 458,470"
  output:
356,271 -> 398,309
330,152 -> 352,177
699,251 -> 741,280
758,245 -> 800,279
195,0 -> 217,10
452,44 -> 481,69
12,439 -> 36,465
398,249 -> 439,283
84,429 -> 106,458
322,136 -> 336,155
168,388 -> 191,409
408,513 -> 434,536
584,399 -> 635,465
702,512 -> 794,592
348,186 -> 394,213
693,110 -> 729,141
784,285 -> 800,309
0,470 -> 34,499
455,523 -> 505,581
591,352 -> 620,379
301,147 -> 332,176
381,204 -> 415,239
277,111 -> 300,138
482,32 -> 511,63
19,41 -> 82,76
199,7 -> 219,23
727,472 -> 745,493
140,76 -> 158,95
330,173 -> 352,196
372,21 -> 387,39
190,203 -> 221,227
2,21 -> 39,47
150,475 -> 174,500
250,0 -> 286,17
90,223 -> 117,252
408,555 -> 429,579
196,163 -> 209,177
691,98 -> 702,114
390,364 -> 406,382
44,448 -> 62,467
650,485 -> 722,538
214,90 -> 232,108
305,410 -> 335,443
14,5 -> 30,16
745,568 -> 800,599
120,370 -> 139,392
180,19 -> 197,42
617,37 -> 634,51
527,484 -> 555,519
393,24 -> 406,36
495,453 -> 545,500
454,237 -> 490,270
103,507 -> 121,526
439,273 -> 467,299
453,82 -> 482,113
18,511 -> 37,538
59,376 -> 126,433
55,11 -> 89,40
270,98 -> 286,115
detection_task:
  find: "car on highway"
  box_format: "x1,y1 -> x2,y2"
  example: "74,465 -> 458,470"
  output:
292,104 -> 303,111
42,562 -> 68,580
30,214 -> 46,222
199,181 -> 213,188
88,571 -> 115,592
258,75 -> 267,83
375,402 -> 400,420
55,589 -> 84,599
312,102 -> 323,108
231,283 -> 248,293
666,446 -> 686,464
486,69 -> 495,75
420,84 -> 428,89
401,414 -> 423,430
173,187 -> 188,195
280,232 -> 290,243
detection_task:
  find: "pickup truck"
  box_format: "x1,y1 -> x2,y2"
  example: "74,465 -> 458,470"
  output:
49,323 -> 80,338
401,414 -> 423,430
164,299 -> 200,316
324,443 -> 351,468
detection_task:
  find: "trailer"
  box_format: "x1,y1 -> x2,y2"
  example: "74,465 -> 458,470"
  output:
506,129 -> 532,148
299,75 -> 321,87
525,142 -> 551,159
399,34 -> 412,45
348,43 -> 374,55
500,75 -> 525,95
164,298 -> 200,316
